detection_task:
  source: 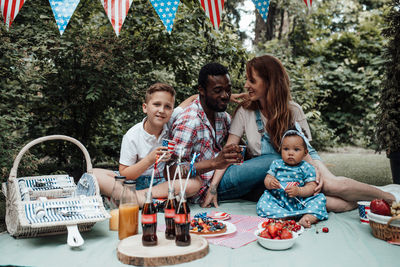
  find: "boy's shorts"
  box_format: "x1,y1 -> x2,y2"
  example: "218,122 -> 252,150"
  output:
113,171 -> 165,190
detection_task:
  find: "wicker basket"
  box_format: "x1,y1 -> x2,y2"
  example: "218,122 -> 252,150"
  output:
367,212 -> 400,242
1,135 -> 110,238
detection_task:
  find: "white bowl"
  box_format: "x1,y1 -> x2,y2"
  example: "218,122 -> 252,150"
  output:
254,229 -> 298,250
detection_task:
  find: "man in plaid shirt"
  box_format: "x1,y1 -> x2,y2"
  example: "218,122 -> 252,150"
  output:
170,63 -> 242,204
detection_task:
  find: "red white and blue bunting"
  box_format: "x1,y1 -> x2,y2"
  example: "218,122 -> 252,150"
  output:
0,0 -> 25,29
100,0 -> 133,36
252,0 -> 270,23
49,0 -> 81,35
149,0 -> 180,33
199,0 -> 225,30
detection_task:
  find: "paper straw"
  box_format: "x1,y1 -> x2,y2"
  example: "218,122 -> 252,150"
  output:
166,164 -> 171,190
146,152 -> 166,203
280,183 -> 306,207
178,152 -> 198,209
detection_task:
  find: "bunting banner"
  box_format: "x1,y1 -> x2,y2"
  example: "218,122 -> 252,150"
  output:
252,0 -> 270,23
199,0 -> 224,30
1,0 -> 25,29
100,0 -> 133,36
149,0 -> 180,33
303,0 -> 312,7
49,0 -> 81,35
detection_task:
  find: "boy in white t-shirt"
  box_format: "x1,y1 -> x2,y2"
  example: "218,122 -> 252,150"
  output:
96,83 -> 195,199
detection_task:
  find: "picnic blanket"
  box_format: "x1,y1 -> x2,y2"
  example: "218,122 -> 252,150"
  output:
0,200 -> 398,267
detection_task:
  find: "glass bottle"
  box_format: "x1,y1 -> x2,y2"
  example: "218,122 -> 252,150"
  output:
175,193 -> 191,246
164,188 -> 177,239
118,180 -> 139,240
142,192 -> 158,246
109,175 -> 125,231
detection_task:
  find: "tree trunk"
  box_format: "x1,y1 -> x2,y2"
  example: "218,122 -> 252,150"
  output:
254,2 -> 277,45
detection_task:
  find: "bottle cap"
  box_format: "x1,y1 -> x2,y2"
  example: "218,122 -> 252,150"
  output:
115,175 -> 126,180
123,180 -> 136,184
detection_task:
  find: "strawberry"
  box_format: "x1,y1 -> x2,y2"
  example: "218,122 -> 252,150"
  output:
280,229 -> 293,239
370,199 -> 391,216
322,227 -> 329,233
267,224 -> 278,238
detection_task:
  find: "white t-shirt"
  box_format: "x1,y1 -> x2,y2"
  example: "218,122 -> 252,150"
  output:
119,107 -> 182,177
229,102 -> 312,157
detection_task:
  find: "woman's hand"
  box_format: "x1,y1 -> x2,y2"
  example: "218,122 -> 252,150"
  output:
201,184 -> 219,208
264,174 -> 280,190
230,93 -> 248,104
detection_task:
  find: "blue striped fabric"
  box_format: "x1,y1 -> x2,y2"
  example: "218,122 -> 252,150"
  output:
24,198 -> 106,225
75,173 -> 97,197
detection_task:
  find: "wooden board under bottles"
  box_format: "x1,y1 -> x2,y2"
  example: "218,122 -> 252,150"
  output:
117,232 -> 209,266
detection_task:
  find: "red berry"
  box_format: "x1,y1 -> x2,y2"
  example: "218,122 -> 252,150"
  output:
322,227 -> 329,233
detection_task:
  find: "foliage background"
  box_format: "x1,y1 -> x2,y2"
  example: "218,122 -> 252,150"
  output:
0,0 -> 390,182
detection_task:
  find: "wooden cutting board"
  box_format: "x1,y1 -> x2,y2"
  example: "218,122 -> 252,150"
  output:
117,233 -> 209,266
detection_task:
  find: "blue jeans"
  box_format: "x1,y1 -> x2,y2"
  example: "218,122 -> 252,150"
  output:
218,154 -> 281,201
113,171 -> 165,190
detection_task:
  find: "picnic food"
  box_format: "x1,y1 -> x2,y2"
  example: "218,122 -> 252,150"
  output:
258,219 -> 299,239
189,218 -> 227,235
261,219 -> 302,233
322,227 -> 329,233
391,201 -> 400,216
370,199 -> 391,216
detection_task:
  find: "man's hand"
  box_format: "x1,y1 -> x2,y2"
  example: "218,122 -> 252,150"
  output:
264,174 -> 280,190
201,184 -> 219,208
213,143 -> 242,169
230,93 -> 248,104
285,186 -> 300,197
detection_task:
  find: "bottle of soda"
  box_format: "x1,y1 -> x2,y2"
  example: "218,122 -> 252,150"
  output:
141,192 -> 158,246
118,180 -> 139,240
109,175 -> 125,231
175,193 -> 191,246
164,188 -> 177,239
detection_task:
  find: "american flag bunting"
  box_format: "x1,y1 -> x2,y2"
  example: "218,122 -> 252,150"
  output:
49,0 -> 81,35
303,0 -> 312,7
149,0 -> 180,33
1,0 -> 25,29
198,0 -> 224,30
100,0 -> 133,36
252,0 -> 270,23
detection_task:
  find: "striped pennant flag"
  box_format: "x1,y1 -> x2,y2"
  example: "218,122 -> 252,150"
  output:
282,181 -> 299,189
0,0 -> 25,29
198,0 -> 225,30
49,0 -> 81,35
100,0 -> 133,36
251,0 -> 270,23
149,0 -> 180,33
303,0 -> 312,7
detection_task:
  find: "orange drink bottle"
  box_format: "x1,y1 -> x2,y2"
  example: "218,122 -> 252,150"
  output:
175,193 -> 191,246
109,175 -> 125,231
164,188 -> 177,239
118,180 -> 139,240
142,192 -> 158,246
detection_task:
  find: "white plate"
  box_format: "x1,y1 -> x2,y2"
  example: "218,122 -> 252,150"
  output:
191,221 -> 237,238
258,221 -> 304,235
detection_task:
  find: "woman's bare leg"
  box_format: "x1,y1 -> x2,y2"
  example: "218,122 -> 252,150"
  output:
93,168 -> 119,197
325,196 -> 357,212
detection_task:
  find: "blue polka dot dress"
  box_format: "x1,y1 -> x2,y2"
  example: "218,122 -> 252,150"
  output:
256,159 -> 328,221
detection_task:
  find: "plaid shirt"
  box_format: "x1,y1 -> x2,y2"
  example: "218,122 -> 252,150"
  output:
170,97 -> 231,203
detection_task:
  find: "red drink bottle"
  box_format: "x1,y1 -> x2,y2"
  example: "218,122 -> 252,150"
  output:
175,194 -> 191,246
164,188 -> 177,239
141,192 -> 158,246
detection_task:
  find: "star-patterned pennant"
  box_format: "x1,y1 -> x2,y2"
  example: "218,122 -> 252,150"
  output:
1,0 -> 25,30
198,0 -> 225,30
252,0 -> 270,23
303,0 -> 312,7
149,0 -> 180,33
49,0 -> 81,35
100,0 -> 133,36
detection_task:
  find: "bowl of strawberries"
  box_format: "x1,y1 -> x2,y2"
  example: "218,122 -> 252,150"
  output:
255,219 -> 299,250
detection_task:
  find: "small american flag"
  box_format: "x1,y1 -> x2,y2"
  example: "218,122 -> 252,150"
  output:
101,0 -> 133,36
162,139 -> 176,151
1,0 -> 25,29
283,181 -> 299,189
199,0 -> 225,30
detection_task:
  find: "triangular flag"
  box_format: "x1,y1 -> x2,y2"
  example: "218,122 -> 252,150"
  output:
1,0 -> 25,29
100,0 -> 133,36
198,0 -> 224,30
303,0 -> 312,7
149,0 -> 180,33
49,0 -> 81,35
252,0 -> 270,23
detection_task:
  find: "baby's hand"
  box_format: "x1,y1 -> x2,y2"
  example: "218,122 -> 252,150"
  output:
285,186 -> 300,197
264,175 -> 280,190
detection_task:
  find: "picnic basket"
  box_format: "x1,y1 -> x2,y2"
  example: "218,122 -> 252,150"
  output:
367,212 -> 400,242
1,135 -> 110,238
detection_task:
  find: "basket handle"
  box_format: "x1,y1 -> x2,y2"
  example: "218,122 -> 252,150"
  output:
387,214 -> 400,226
9,135 -> 93,180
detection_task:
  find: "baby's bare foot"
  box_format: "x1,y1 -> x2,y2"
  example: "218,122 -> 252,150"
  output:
299,214 -> 318,228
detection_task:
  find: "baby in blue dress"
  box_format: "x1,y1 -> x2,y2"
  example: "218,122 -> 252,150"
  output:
256,127 -> 328,228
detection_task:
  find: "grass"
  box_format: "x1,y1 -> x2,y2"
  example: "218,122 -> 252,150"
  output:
0,147 -> 394,232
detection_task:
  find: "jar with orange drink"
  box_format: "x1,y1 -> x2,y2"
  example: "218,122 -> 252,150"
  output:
109,175 -> 126,231
118,180 -> 139,240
